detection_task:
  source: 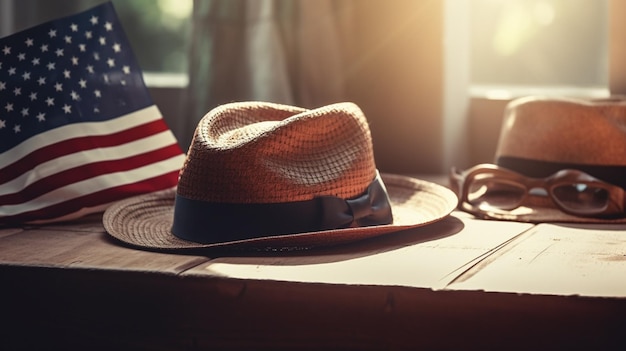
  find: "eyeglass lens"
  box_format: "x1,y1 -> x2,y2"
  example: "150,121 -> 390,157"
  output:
467,175 -> 526,210
467,172 -> 612,214
552,184 -> 610,214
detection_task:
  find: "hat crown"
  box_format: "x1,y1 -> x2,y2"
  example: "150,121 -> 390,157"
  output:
495,96 -> 626,166
177,102 -> 377,204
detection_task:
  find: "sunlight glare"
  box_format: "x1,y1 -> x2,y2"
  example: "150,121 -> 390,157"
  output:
493,2 -> 533,56
533,1 -> 555,26
157,0 -> 192,20
491,0 -> 555,57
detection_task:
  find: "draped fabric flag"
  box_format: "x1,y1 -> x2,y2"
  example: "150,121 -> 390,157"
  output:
0,2 -> 185,225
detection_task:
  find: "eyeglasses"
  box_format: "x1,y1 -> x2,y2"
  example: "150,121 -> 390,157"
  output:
449,164 -> 626,218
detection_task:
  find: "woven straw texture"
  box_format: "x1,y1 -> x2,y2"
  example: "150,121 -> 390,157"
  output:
496,96 -> 626,166
178,102 -> 376,203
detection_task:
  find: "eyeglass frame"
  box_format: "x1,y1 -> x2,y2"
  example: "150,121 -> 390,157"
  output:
449,163 -> 626,219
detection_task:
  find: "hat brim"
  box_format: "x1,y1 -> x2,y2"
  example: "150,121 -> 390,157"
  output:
461,203 -> 626,224
103,173 -> 458,251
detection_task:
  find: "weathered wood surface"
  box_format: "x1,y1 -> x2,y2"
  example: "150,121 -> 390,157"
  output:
0,214 -> 209,274
450,222 -> 626,297
2,211 -> 626,350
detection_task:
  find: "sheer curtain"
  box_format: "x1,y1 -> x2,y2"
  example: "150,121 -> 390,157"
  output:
181,0 -> 446,174
180,0 -> 353,148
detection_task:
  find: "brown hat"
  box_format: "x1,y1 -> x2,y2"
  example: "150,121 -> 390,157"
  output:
103,102 -> 457,250
496,96 -> 626,183
474,96 -> 626,223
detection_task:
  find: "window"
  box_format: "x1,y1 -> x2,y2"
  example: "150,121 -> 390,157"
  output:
471,0 -> 608,91
444,0 -> 617,170
113,0 -> 192,87
0,0 -> 191,86
114,0 -> 192,74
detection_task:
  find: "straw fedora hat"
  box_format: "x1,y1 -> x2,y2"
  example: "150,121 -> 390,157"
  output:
496,96 -> 626,182
103,101 -> 457,250
485,95 -> 626,223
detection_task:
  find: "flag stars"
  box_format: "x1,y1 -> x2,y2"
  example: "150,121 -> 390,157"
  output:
0,8 -> 156,139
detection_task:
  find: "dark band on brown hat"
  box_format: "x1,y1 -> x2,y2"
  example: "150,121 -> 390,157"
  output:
497,156 -> 626,190
171,174 -> 393,244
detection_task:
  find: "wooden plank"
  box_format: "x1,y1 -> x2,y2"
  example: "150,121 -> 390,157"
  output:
449,223 -> 626,297
0,227 -> 23,239
3,267 -> 625,350
2,211 -> 625,349
0,216 -> 209,274
183,212 -> 534,290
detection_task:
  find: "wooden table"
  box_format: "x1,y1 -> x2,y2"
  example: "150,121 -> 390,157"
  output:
2,209 -> 626,350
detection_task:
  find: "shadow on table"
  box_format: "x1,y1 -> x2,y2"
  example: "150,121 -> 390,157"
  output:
199,215 -> 466,264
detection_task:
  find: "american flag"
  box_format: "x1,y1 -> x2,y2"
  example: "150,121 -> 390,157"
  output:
0,2 -> 185,225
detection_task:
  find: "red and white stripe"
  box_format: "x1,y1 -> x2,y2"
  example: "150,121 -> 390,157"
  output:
0,105 -> 184,224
